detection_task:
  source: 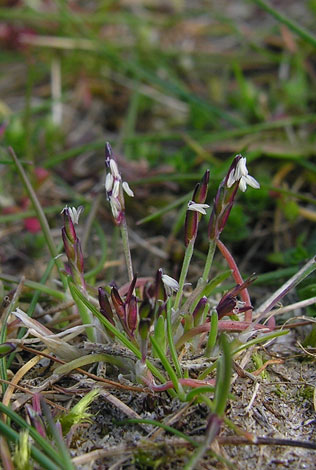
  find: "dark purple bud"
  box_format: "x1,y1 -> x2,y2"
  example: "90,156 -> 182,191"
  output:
155,269 -> 166,302
193,296 -> 208,327
184,210 -> 198,246
216,277 -> 255,319
216,292 -> 238,319
193,170 -> 210,204
127,295 -> 138,336
126,274 -> 137,305
98,287 -> 115,326
111,287 -> 125,321
184,170 -> 210,246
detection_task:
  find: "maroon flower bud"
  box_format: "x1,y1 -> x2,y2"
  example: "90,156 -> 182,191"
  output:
216,277 -> 255,319
184,171 -> 210,246
193,169 -> 210,204
127,295 -> 138,336
98,287 -> 115,326
155,268 -> 166,301
184,205 -> 199,247
125,274 -> 137,305
111,287 -> 125,321
193,296 -> 208,327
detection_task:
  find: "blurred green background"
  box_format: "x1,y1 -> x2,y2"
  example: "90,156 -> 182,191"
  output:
0,0 -> 315,287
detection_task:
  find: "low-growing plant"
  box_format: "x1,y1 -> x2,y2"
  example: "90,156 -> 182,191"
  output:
1,143 -> 316,469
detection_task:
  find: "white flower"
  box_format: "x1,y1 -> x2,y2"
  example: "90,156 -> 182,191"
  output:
187,201 -> 209,215
109,159 -> 120,179
110,198 -> 121,219
162,274 -> 179,296
122,181 -> 134,197
227,156 -> 260,192
112,179 -> 120,198
105,173 -> 114,192
61,206 -> 83,224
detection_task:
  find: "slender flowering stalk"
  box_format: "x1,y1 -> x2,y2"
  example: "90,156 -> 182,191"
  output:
173,170 -> 210,314
61,206 -> 96,342
61,206 -> 85,289
104,142 -> 134,282
202,155 -> 260,281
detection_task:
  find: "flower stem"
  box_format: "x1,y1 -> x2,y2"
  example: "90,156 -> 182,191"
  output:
173,239 -> 194,312
216,239 -> 252,322
120,217 -> 134,283
202,238 -> 216,282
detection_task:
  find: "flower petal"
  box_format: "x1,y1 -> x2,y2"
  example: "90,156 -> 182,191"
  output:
188,201 -> 209,215
162,274 -> 179,294
122,181 -> 134,197
109,159 -> 120,179
105,173 -> 114,192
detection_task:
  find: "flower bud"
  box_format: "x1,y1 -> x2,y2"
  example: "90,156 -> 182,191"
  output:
111,287 -> 125,321
127,295 -> 138,336
193,296 -> 208,327
98,287 -> 115,326
62,207 -> 77,244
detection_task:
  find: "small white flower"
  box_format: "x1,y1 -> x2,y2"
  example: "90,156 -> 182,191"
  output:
227,156 -> 260,192
110,197 -> 121,219
61,206 -> 83,224
187,201 -> 209,215
105,173 -> 114,192
162,274 -> 179,296
238,173 -> 260,192
233,300 -> 246,314
122,181 -> 134,197
112,179 -> 120,198
109,159 -> 120,179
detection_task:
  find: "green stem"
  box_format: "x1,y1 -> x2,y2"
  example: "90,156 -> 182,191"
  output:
120,217 -> 134,283
9,147 -> 67,290
166,300 -> 182,378
202,238 -> 216,281
173,239 -> 194,312
150,336 -> 185,400
214,335 -> 231,417
250,0 -> 316,48
0,273 -> 65,300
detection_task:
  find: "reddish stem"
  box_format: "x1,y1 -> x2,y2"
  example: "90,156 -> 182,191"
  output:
149,378 -> 215,392
216,239 -> 252,322
176,320 -> 269,349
